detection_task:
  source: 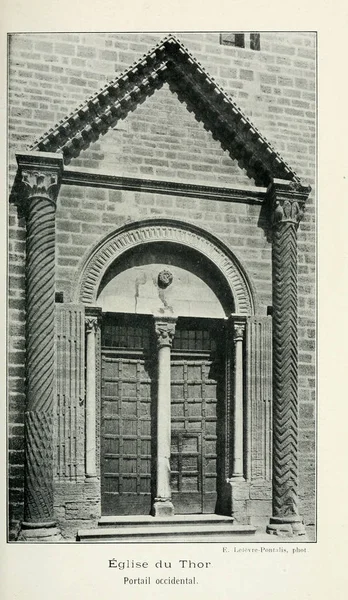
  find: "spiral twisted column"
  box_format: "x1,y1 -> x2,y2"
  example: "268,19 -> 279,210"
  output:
16,152 -> 63,540
266,179 -> 310,537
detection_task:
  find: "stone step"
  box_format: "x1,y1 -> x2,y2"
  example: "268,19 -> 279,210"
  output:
77,519 -> 256,542
98,514 -> 237,528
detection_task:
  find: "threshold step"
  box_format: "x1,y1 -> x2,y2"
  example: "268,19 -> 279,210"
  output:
98,514 -> 236,528
77,524 -> 256,542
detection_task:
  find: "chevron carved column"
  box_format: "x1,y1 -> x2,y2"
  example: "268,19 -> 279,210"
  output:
16,152 -> 63,541
266,179 -> 310,537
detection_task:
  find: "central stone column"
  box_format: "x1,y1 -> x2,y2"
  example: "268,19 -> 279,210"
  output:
152,316 -> 177,517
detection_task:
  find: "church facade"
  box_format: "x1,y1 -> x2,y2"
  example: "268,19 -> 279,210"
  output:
8,32 -> 316,541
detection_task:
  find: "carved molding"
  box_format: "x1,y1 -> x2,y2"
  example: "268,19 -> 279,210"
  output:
75,219 -> 255,315
63,166 -> 267,205
154,318 -> 177,348
55,304 -> 85,481
29,36 -> 301,186
246,316 -> 272,482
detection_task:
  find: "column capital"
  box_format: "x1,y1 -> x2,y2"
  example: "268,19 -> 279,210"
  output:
16,151 -> 64,209
154,316 -> 177,348
232,319 -> 246,342
85,316 -> 99,334
228,316 -> 246,341
267,178 -> 311,228
85,307 -> 102,333
233,324 -> 245,342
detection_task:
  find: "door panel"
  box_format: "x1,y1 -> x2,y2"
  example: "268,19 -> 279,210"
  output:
100,314 -> 225,517
171,431 -> 203,513
170,357 -> 220,514
101,354 -> 153,515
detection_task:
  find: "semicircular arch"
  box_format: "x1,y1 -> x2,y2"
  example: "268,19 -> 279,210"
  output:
75,218 -> 256,315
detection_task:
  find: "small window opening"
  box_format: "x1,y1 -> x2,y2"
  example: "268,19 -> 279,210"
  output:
250,33 -> 261,51
220,32 -> 261,51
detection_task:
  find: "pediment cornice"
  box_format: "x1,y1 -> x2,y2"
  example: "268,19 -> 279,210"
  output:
30,35 -> 301,187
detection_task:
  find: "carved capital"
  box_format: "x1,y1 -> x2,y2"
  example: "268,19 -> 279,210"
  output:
85,316 -> 99,334
233,321 -> 245,342
21,170 -> 60,204
16,152 -> 64,210
154,318 -> 177,348
268,179 -> 311,229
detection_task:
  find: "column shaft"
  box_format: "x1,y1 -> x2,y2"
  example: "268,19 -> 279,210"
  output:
231,322 -> 245,480
152,317 -> 176,517
85,317 -> 98,478
156,344 -> 172,499
25,195 -> 56,523
272,223 -> 299,516
267,179 -> 310,537
16,152 -> 63,539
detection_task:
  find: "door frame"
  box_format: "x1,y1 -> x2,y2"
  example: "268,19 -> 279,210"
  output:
98,312 -> 234,516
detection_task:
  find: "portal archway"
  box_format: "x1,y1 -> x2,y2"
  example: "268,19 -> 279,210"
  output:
77,219 -> 256,517
75,218 -> 256,316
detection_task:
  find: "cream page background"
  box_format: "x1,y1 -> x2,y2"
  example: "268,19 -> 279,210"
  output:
1,1 -> 347,598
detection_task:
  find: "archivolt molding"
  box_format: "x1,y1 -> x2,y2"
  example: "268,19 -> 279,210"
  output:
75,219 -> 255,315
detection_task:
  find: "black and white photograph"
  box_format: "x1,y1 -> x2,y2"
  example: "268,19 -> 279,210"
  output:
7,30 -> 317,545
3,0 -> 348,593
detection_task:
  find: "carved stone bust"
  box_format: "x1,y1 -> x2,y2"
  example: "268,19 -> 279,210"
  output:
157,269 -> 173,289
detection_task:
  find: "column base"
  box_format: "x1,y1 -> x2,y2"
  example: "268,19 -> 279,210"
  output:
85,475 -> 98,482
19,521 -> 62,542
266,516 -> 306,537
227,479 -> 250,524
152,498 -> 174,517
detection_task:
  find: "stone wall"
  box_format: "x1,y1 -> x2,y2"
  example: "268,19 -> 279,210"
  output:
8,32 -> 316,538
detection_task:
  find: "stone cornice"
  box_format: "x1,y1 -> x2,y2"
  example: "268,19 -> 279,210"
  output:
28,35 -> 301,187
16,152 -> 64,208
63,166 -> 266,205
268,178 -> 312,228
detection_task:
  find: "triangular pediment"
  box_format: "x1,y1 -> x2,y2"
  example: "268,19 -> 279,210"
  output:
30,35 -> 301,187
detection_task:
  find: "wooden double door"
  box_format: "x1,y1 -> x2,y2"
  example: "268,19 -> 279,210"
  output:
100,314 -> 225,516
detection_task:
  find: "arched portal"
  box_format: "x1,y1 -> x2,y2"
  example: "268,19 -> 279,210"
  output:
75,218 -> 256,315
77,219 -> 256,517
